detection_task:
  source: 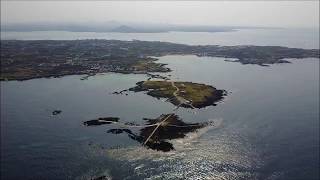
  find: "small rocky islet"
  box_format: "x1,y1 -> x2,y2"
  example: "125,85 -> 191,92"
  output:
83,117 -> 119,126
84,114 -> 213,152
52,110 -> 62,115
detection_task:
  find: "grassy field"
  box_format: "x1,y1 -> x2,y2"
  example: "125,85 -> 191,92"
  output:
131,80 -> 225,108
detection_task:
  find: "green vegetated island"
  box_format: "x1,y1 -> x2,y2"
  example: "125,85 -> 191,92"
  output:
1,40 -> 319,81
129,81 -> 226,108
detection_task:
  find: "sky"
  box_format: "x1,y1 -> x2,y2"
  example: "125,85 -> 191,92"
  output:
1,1 -> 319,28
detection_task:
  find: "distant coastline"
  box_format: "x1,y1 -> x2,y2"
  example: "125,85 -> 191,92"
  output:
1,39 -> 319,81
1,22 -> 258,33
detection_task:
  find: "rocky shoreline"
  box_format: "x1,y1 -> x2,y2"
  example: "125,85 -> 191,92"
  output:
129,81 -> 226,108
83,114 -> 213,152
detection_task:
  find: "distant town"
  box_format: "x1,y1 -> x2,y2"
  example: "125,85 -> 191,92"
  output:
1,39 -> 319,81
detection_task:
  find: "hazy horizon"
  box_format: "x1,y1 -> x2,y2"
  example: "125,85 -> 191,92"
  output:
1,1 -> 319,180
1,1 -> 319,28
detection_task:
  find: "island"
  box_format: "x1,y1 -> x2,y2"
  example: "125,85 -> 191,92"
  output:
1,40 -> 319,81
84,114 -> 213,152
129,80 -> 226,108
83,117 -> 119,126
52,110 -> 62,115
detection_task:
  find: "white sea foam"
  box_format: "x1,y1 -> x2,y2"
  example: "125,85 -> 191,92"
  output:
103,118 -> 262,179
173,118 -> 223,146
77,169 -> 113,180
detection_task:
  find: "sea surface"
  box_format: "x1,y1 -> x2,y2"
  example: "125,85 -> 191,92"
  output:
1,29 -> 319,180
1,28 -> 319,49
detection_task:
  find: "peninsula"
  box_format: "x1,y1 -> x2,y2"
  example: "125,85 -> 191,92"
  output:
1,40 -> 319,81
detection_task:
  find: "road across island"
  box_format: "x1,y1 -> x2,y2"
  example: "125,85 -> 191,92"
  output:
171,81 -> 196,109
142,80 -> 199,145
